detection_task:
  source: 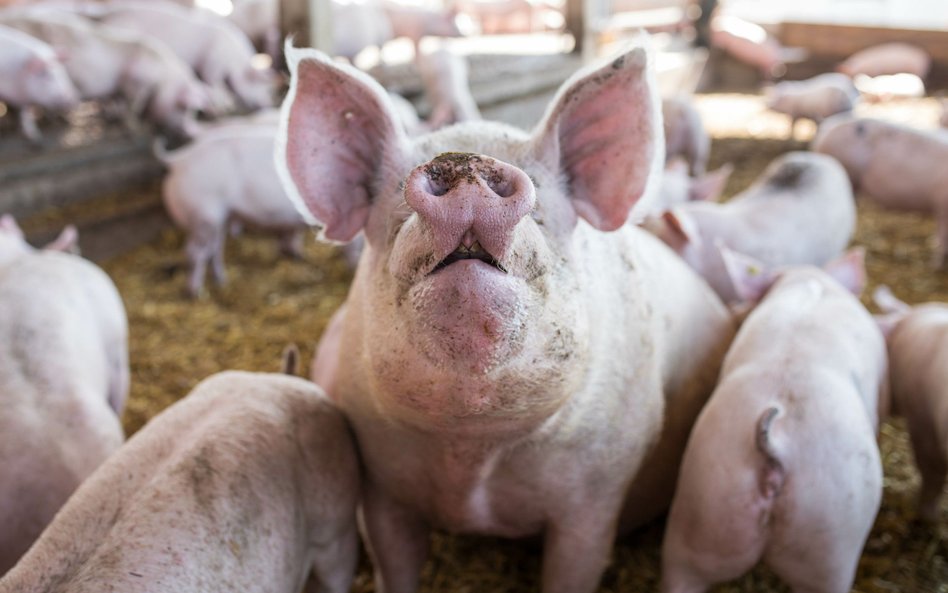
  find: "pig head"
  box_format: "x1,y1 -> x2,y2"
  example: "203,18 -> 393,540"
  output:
277,41 -> 732,593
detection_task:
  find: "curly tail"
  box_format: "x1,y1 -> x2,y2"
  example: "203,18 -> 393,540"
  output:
756,406 -> 785,499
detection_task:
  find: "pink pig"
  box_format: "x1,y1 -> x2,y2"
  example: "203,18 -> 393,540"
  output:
710,15 -> 806,79
662,248 -> 886,593
837,42 -> 931,79
100,2 -> 276,110
765,73 -> 859,135
0,370 -> 360,593
0,22 -> 79,142
643,151 -> 855,304
0,9 -> 211,135
874,285 -> 948,522
416,48 -> 481,130
812,116 -> 948,267
0,216 -> 128,575
156,123 -> 308,297
277,42 -> 735,593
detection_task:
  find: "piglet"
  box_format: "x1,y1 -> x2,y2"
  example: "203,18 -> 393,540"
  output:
710,15 -> 806,79
0,370 -> 360,593
812,116 -> 948,267
643,151 -> 855,304
0,216 -> 127,575
416,48 -> 481,130
0,22 -> 79,142
874,285 -> 948,522
156,123 -> 308,297
662,248 -> 885,593
663,96 -> 710,176
765,73 -> 859,136
383,0 -> 461,55
837,42 -> 931,79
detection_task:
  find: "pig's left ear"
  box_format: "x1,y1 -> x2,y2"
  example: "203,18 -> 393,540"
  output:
44,224 -> 80,254
530,46 -> 662,231
0,214 -> 24,238
720,244 -> 777,304
823,247 -> 866,296
277,45 -> 409,242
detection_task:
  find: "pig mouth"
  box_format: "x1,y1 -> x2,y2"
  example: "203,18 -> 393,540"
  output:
431,241 -> 507,275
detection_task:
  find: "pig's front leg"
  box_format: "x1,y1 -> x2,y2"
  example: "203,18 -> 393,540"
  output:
18,108 -> 42,144
541,495 -> 624,593
361,482 -> 430,593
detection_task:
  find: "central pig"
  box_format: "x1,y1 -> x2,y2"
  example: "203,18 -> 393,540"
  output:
277,44 -> 735,593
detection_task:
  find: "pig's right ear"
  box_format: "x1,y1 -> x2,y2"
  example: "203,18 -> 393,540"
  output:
530,46 -> 662,231
872,284 -> 910,315
44,224 -> 79,254
277,45 -> 410,242
720,244 -> 777,304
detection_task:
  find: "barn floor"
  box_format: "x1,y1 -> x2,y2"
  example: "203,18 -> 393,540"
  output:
47,93 -> 941,592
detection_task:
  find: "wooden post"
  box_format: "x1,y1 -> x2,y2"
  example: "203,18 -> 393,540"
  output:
279,0 -> 332,52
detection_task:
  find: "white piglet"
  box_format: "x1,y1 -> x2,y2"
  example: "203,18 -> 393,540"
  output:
157,124 -> 309,297
813,116 -> 948,267
0,23 -> 79,142
644,151 -> 855,304
662,249 -> 886,593
0,216 -> 128,575
0,370 -> 360,593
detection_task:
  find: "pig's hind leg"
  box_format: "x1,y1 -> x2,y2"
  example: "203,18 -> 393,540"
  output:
185,223 -> 223,297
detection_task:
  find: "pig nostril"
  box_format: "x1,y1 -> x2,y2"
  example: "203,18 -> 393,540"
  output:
424,177 -> 449,197
486,178 -> 515,198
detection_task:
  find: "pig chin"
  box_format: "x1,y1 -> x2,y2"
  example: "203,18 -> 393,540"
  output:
404,260 -> 530,374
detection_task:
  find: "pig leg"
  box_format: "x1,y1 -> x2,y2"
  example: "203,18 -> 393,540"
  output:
18,108 -> 42,144
541,509 -> 622,593
210,230 -> 228,287
360,483 -> 430,593
305,523 -> 360,593
906,413 -> 947,522
279,230 -> 304,259
185,225 -> 221,297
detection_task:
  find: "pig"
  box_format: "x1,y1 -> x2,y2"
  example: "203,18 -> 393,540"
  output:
0,9 -> 210,134
0,22 -> 79,142
156,123 -> 309,297
383,0 -> 461,55
873,285 -> 948,522
0,370 -> 361,593
100,2 -> 276,110
330,0 -> 393,61
0,215 -> 78,266
643,151 -> 855,304
838,42 -> 931,79
276,42 -> 736,593
765,73 -> 859,135
228,0 -> 280,59
853,73 -> 925,102
710,14 -> 807,79
662,248 -> 886,593
416,48 -> 481,130
662,96 -> 709,175
812,116 -> 948,267
0,216 -> 128,574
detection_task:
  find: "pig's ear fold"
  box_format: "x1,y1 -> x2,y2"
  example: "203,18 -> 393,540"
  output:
277,45 -> 409,242
720,243 -> 777,304
530,46 -> 662,231
661,209 -> 699,246
872,284 -> 910,315
0,214 -> 24,238
823,247 -> 866,296
689,163 -> 733,202
44,224 -> 80,254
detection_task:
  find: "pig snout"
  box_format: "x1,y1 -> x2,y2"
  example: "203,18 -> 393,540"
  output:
405,152 -> 536,268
